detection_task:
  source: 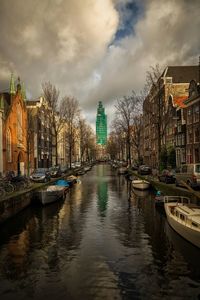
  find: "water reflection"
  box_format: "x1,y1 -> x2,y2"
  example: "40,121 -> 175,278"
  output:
0,165 -> 199,300
132,188 -> 150,198
165,220 -> 200,277
97,181 -> 108,217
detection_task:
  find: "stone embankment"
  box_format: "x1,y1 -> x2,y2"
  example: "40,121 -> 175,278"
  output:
0,170 -> 78,224
128,170 -> 200,205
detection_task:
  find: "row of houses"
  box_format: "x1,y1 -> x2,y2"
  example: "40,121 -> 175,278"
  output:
141,65 -> 200,168
0,76 -> 85,176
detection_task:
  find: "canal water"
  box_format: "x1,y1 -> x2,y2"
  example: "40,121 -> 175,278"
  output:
0,164 -> 199,300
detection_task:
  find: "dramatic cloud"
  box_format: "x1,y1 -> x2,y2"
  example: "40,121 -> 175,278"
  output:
0,0 -> 199,130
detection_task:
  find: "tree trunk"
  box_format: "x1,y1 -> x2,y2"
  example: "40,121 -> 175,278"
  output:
55,133 -> 58,166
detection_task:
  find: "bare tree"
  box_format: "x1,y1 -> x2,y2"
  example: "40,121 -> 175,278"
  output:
42,81 -> 62,166
26,107 -> 35,175
110,120 -> 127,161
84,125 -> 96,162
60,96 -> 80,168
78,117 -> 89,164
106,130 -> 119,161
114,91 -> 140,166
130,114 -> 143,164
144,65 -> 175,169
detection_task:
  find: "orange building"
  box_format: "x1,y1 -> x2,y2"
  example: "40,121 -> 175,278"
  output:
0,75 -> 27,176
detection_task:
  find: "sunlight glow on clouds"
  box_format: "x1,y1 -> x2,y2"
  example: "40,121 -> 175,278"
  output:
0,0 -> 199,130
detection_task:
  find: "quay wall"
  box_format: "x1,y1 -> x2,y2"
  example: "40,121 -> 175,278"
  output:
129,171 -> 200,205
0,171 -> 77,224
0,191 -> 32,224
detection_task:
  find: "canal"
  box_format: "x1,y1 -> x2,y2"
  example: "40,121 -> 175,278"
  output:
0,164 -> 199,300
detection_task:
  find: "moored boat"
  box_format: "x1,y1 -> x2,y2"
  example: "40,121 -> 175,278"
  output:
132,179 -> 150,190
118,167 -> 127,175
37,179 -> 70,205
76,169 -> 85,176
132,188 -> 149,198
37,185 -> 66,205
164,196 -> 200,248
66,175 -> 77,185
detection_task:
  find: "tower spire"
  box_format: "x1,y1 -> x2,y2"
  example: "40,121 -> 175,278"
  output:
21,82 -> 26,100
9,73 -> 16,95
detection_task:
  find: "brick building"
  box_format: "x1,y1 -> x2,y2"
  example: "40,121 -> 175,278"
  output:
26,96 -> 54,172
143,65 -> 199,168
184,80 -> 200,163
0,75 -> 27,175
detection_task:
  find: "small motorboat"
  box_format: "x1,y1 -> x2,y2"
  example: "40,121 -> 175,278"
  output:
37,179 -> 69,205
132,179 -> 150,190
84,165 -> 92,172
164,196 -> 200,248
132,188 -> 149,198
76,169 -> 85,176
66,175 -> 77,185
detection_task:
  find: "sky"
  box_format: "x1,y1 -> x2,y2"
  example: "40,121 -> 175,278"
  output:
0,0 -> 200,131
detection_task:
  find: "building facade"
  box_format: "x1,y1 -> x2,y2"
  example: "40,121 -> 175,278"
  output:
143,65 -> 199,168
96,101 -> 107,145
1,75 -> 28,176
184,80 -> 200,163
26,97 -> 54,172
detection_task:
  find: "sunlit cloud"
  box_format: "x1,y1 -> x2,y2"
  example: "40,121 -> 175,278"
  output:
0,0 -> 199,131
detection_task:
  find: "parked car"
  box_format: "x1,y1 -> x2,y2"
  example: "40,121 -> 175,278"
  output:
30,168 -> 51,183
60,166 -> 68,174
158,169 -> 176,184
131,164 -> 139,171
138,165 -> 152,175
175,163 -> 200,189
49,166 -> 62,178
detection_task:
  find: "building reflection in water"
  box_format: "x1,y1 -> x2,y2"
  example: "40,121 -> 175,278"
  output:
96,164 -> 109,217
97,180 -> 108,217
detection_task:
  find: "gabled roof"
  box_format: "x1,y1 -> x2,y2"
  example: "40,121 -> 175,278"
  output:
173,96 -> 188,108
163,66 -> 199,83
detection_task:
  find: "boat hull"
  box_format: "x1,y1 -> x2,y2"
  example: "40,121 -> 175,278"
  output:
154,196 -> 164,206
165,203 -> 200,248
37,186 -> 67,205
132,180 -> 150,190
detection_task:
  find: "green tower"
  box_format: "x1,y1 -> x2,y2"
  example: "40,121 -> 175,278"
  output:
96,101 -> 107,145
9,73 -> 16,95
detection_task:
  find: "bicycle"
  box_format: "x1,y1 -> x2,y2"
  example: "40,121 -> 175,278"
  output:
0,187 -> 6,198
0,179 -> 15,193
12,181 -> 26,191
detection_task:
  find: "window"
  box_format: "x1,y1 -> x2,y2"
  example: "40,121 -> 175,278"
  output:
194,127 -> 199,143
187,148 -> 192,163
192,222 -> 198,228
17,103 -> 22,142
181,148 -> 186,163
187,108 -> 193,124
177,124 -> 182,133
195,164 -> 200,173
181,133 -> 185,145
187,127 -> 193,144
177,134 -> 182,146
180,214 -> 185,221
194,104 -> 199,123
182,165 -> 187,173
194,149 -> 199,164
6,129 -> 12,162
